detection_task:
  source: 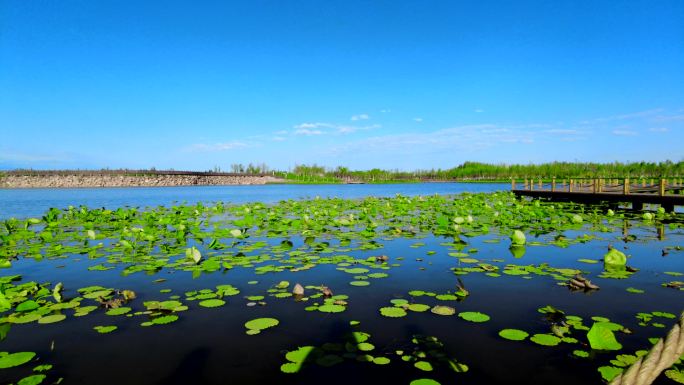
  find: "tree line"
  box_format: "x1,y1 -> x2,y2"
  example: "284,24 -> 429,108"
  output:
5,161 -> 682,182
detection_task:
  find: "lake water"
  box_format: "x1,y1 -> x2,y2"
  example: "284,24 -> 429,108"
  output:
0,185 -> 682,385
0,183 -> 507,219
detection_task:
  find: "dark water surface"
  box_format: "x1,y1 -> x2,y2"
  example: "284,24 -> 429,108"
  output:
0,183 -> 506,219
0,187 -> 682,385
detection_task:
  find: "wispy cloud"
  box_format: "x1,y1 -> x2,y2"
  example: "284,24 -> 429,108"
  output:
292,121 -> 380,135
544,129 -> 580,135
185,141 -> 249,152
649,127 -> 669,132
325,124 -> 537,156
351,114 -> 369,121
651,114 -> 684,123
580,108 -> 664,124
474,109 -> 484,113
337,124 -> 380,134
292,122 -> 333,130
612,129 -> 638,136
413,117 -> 423,122
294,129 -> 324,136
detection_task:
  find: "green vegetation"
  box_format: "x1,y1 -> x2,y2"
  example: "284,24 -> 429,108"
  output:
5,160 -> 681,184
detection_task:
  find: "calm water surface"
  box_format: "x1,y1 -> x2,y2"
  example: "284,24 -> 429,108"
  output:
0,184 -> 681,385
0,183 -> 506,219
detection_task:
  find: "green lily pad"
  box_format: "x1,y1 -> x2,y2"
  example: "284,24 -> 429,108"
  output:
17,374 -> 46,385
414,361 -> 433,371
105,307 -> 131,316
458,311 -> 490,323
380,307 -> 407,318
498,329 -> 529,341
530,334 -> 561,346
245,317 -> 279,333
598,366 -> 623,381
372,356 -> 391,365
318,304 -> 346,313
410,379 -> 441,385
198,299 -> 226,308
587,322 -> 623,350
430,305 -> 456,316
0,352 -> 36,368
285,346 -> 316,363
408,303 -> 431,312
37,314 -> 66,324
93,325 -> 117,333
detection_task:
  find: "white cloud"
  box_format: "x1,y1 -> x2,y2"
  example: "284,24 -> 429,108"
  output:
292,121 -> 380,135
474,109 -> 484,113
580,108 -> 664,124
326,124 -> 537,156
271,136 -> 287,141
612,129 -> 638,136
292,122 -> 333,130
649,127 -> 669,132
186,141 -> 249,152
294,129 -> 324,136
351,114 -> 369,121
544,129 -> 580,135
380,109 -> 391,113
413,117 -> 423,122
337,124 -> 381,134
651,114 -> 684,123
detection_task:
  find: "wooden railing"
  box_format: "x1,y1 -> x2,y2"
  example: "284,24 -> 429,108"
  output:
511,178 -> 684,196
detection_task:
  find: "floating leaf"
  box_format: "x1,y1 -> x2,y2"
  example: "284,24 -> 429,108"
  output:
458,311 -> 490,323
408,303 -> 430,312
380,307 -> 407,318
530,334 -> 561,346
93,325 -> 117,333
245,317 -> 279,333
37,314 -> 66,324
17,374 -> 46,385
372,356 -> 390,365
598,366 -> 623,381
498,329 -> 529,341
199,299 -> 226,308
587,323 -> 623,350
318,304 -> 346,313
430,305 -> 456,316
410,379 -> 441,385
105,307 -> 131,316
414,361 -> 433,371
0,352 -> 36,368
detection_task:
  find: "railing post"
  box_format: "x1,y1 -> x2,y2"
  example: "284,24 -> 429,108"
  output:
660,179 -> 666,196
538,179 -> 542,189
511,179 -> 516,190
623,178 -> 629,195
524,178 -> 528,190
592,179 -> 597,193
598,178 -> 603,193
569,179 -> 573,193
642,179 -> 646,188
551,178 -> 556,192
530,178 -> 534,191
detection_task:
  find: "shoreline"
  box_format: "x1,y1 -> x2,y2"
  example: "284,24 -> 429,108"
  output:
0,174 -> 285,189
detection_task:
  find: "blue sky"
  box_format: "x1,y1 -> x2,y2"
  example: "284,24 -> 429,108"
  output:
1,0 -> 683,171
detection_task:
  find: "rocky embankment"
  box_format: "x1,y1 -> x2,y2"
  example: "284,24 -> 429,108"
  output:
0,174 -> 285,188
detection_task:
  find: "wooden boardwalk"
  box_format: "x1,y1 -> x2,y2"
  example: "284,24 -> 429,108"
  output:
512,178 -> 684,211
